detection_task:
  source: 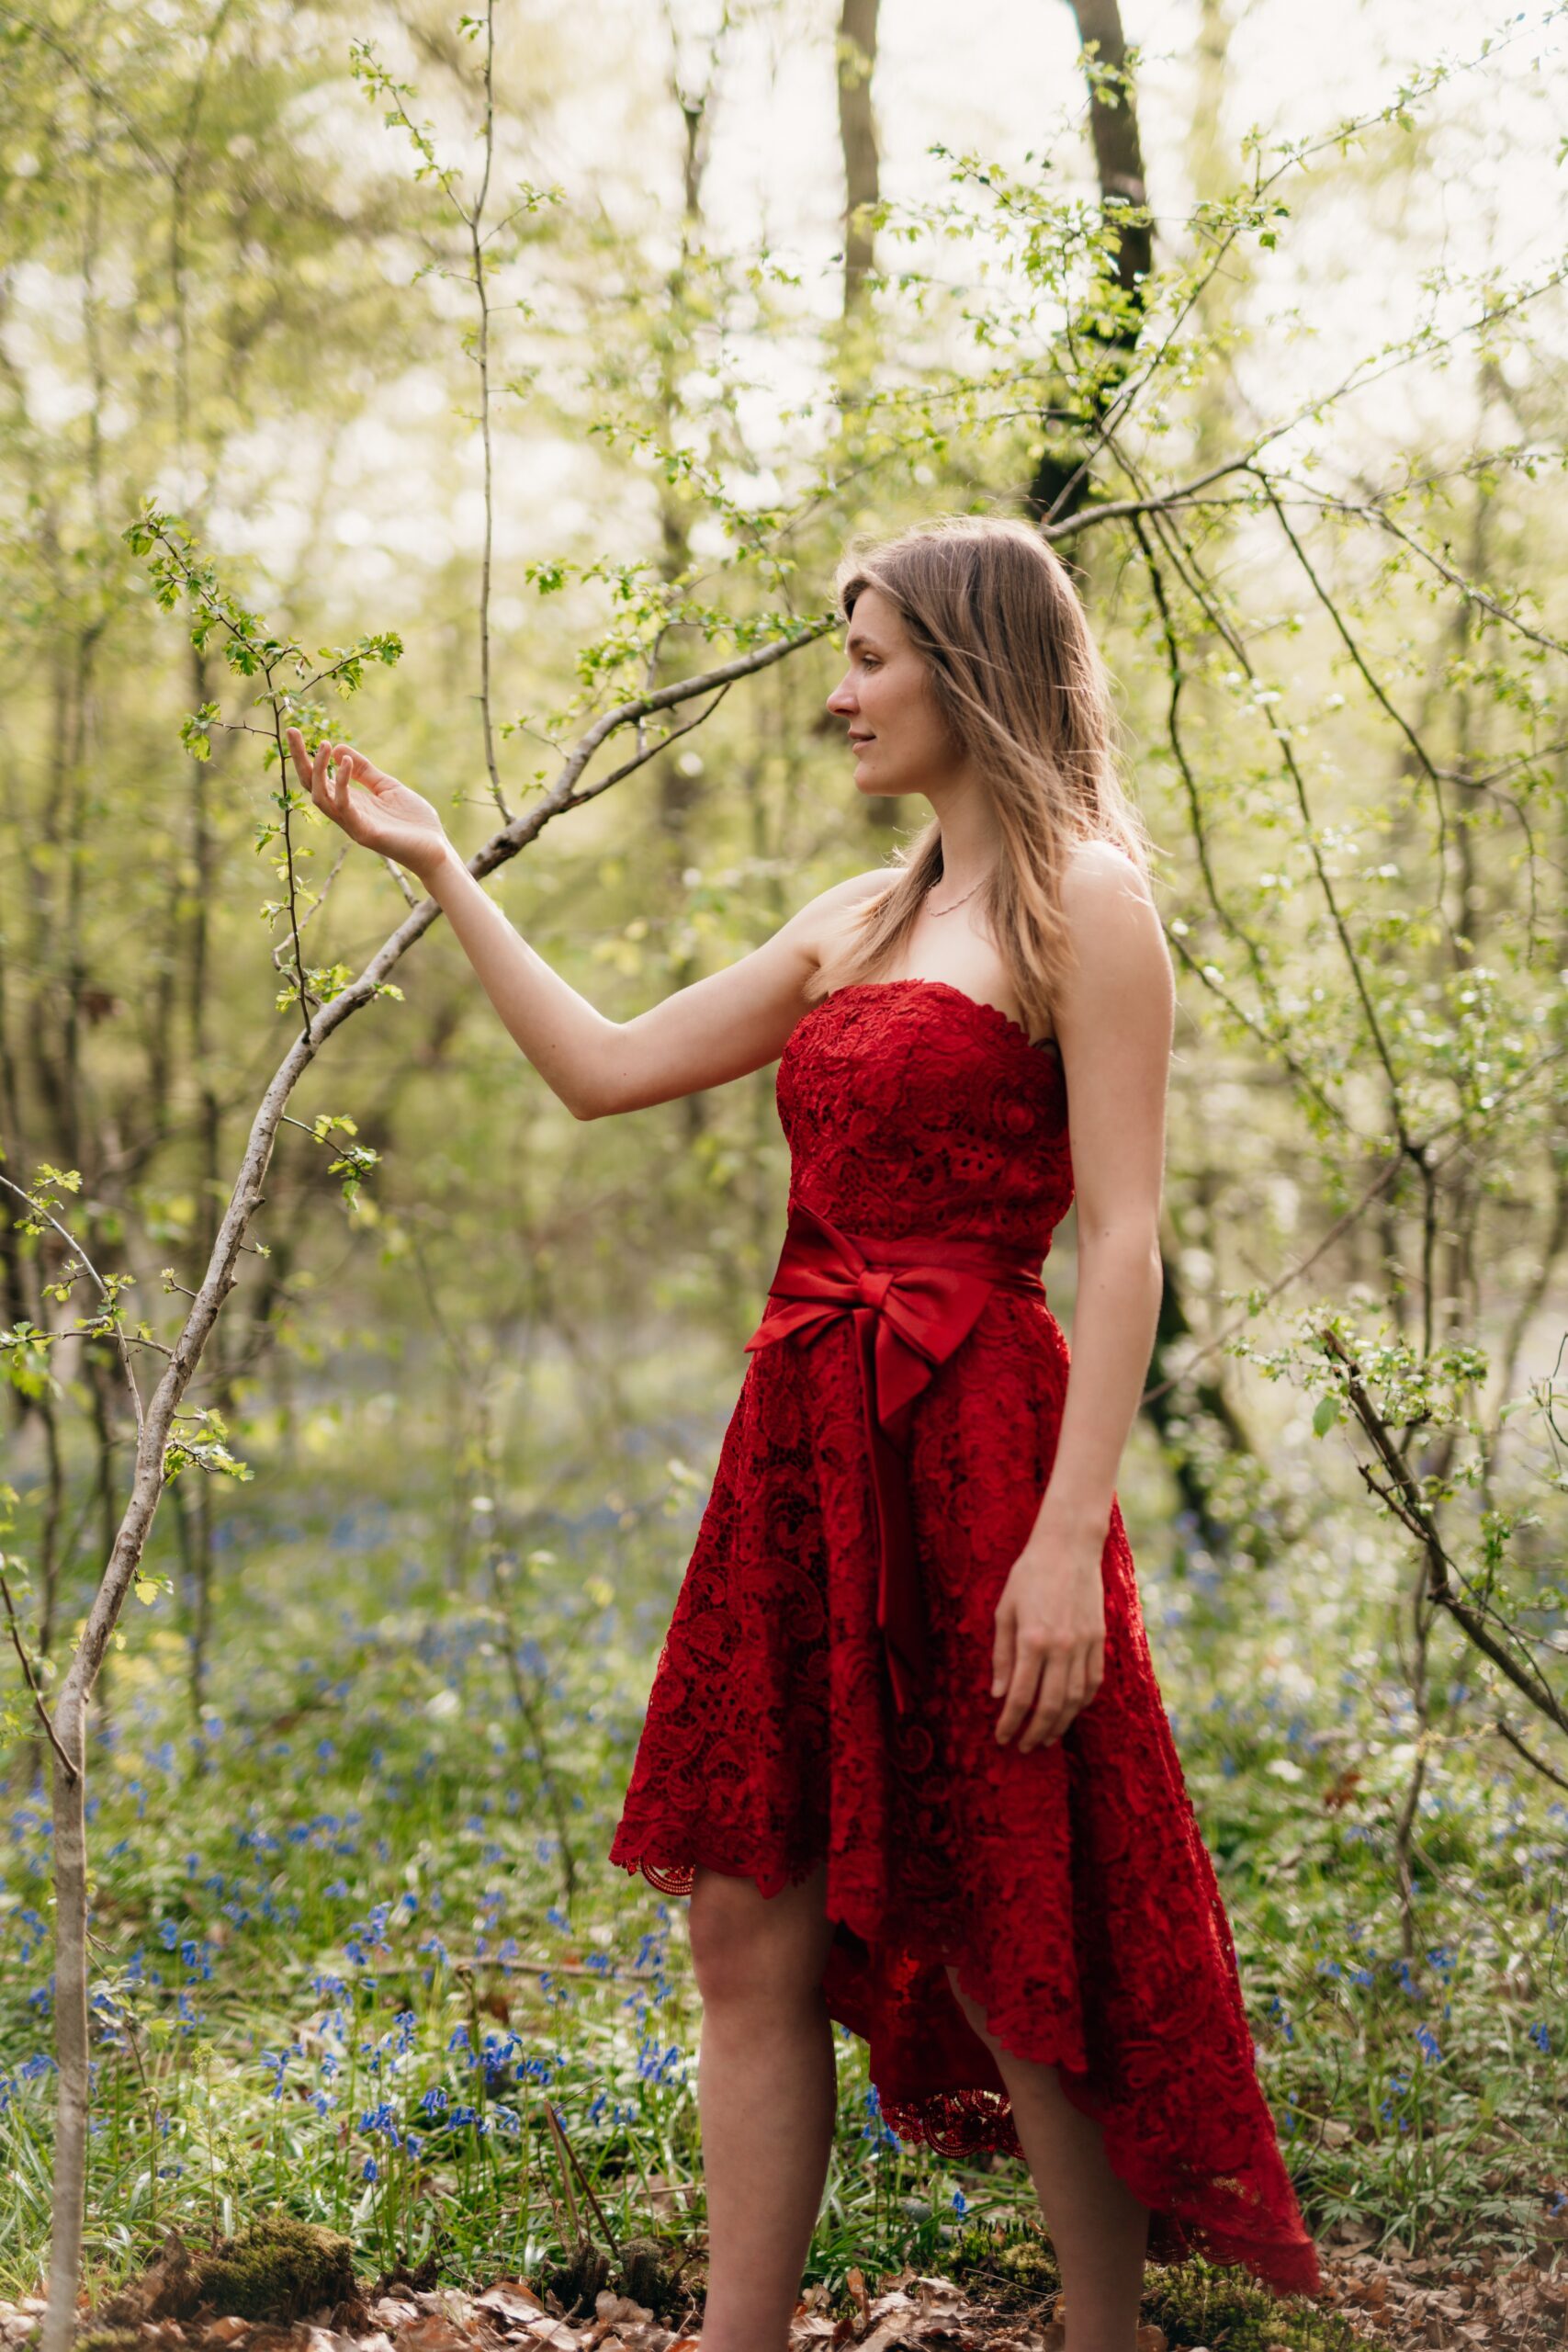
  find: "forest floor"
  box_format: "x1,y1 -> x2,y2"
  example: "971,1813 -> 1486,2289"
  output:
5,1468 -> 1566,2338
5,2225 -> 1568,2352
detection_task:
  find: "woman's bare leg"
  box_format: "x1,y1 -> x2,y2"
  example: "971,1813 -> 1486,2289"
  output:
689,1861 -> 839,2352
944,1966 -> 1149,2352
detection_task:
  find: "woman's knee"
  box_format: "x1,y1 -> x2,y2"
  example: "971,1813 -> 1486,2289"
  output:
689,1863 -> 832,2009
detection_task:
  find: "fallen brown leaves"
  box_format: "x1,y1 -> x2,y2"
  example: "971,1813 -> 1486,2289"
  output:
1315,2239 -> 1568,2351
783,2267 -> 1160,2350
6,2274 -> 1105,2352
0,2278 -> 1190,2352
4,2231 -> 1565,2352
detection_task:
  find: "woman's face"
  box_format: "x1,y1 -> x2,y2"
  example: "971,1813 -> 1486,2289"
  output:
826,584 -> 956,799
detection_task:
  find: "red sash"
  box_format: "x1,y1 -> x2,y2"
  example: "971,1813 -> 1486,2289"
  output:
742,1200 -> 1046,1714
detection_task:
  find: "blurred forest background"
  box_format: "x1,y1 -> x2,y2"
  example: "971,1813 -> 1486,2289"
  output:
3,0 -> 1568,2341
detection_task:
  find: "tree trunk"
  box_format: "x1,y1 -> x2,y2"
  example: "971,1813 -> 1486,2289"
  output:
836,0 -> 880,314
1026,0 -> 1152,526
835,0 -> 897,830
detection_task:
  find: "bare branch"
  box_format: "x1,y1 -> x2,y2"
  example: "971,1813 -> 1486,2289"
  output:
0,1564 -> 76,1782
1493,1715 -> 1568,1792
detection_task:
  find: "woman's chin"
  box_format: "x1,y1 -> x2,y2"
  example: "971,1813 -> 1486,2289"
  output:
853,763 -> 901,799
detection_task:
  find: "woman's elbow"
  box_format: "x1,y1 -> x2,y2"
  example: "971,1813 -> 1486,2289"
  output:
554,1035 -> 626,1119
1080,1218 -> 1164,1274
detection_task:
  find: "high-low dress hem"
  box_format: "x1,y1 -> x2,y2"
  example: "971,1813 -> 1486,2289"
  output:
607,1835 -> 1320,2298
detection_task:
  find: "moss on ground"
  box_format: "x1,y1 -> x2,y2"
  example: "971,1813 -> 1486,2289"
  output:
154,2219 -> 357,2324
1142,2256 -> 1371,2349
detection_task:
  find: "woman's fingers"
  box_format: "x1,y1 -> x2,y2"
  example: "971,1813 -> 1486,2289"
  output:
995,1632 -> 1046,1744
325,747 -> 354,820
996,1634 -> 1106,1752
1038,1639 -> 1107,1747
990,1606 -> 1016,1704
286,727 -> 315,792
284,729 -> 362,815
333,742 -> 361,792
1019,1649 -> 1073,1751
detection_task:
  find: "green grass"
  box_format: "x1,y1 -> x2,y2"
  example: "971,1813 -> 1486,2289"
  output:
1,1391 -> 1563,2324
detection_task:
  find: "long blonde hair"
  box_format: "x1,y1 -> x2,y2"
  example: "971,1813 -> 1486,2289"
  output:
809,514 -> 1156,1041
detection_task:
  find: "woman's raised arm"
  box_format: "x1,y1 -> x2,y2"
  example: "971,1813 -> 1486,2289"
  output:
286,730 -> 884,1118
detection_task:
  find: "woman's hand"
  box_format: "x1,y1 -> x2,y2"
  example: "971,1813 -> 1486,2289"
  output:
286,729 -> 452,886
991,1517 -> 1107,1752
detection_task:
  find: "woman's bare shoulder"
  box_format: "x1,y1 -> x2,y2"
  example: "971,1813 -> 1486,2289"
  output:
1059,836 -> 1153,909
795,867 -> 897,962
820,866 -> 899,904
1055,839 -> 1172,1025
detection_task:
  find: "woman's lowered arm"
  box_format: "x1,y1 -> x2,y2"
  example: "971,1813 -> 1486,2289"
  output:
990,839 -> 1175,1754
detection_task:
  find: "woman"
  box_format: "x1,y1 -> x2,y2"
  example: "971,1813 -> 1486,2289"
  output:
286,514 -> 1320,2351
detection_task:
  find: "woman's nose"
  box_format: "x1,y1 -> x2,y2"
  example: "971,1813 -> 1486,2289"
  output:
826,676 -> 856,714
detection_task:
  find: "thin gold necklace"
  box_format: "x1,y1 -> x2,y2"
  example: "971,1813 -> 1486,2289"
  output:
924,875 -> 986,917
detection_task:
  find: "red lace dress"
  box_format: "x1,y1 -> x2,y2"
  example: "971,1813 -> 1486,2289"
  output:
608,978 -> 1320,2298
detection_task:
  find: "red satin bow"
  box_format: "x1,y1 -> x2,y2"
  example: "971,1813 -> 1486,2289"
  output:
741,1200 -> 1047,1714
